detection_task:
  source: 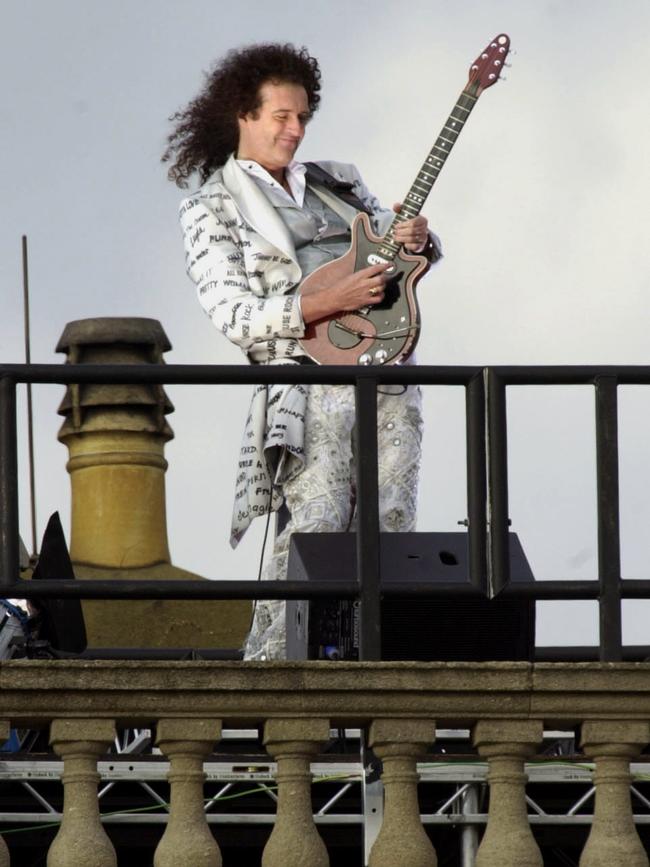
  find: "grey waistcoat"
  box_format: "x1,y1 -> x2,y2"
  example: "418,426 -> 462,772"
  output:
265,183 -> 353,276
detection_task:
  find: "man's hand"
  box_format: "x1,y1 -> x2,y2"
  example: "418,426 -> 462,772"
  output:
392,203 -> 429,253
331,263 -> 391,310
301,263 -> 390,324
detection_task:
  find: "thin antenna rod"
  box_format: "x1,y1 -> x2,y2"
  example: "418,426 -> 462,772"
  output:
22,235 -> 38,559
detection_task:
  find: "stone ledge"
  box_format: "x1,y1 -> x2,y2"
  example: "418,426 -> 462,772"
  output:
2,661 -> 650,727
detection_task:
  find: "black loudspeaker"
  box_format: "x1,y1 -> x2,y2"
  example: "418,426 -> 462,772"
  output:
285,532 -> 535,662
32,512 -> 87,653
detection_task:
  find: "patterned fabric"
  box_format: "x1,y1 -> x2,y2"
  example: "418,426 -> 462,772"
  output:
243,383 -> 423,660
179,155 -> 395,364
230,189 -> 354,546
231,375 -> 308,547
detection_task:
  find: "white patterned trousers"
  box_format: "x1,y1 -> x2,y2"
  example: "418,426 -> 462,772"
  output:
243,383 -> 423,660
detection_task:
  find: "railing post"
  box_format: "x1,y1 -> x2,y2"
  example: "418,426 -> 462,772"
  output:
154,719 -> 222,867
0,377 -> 19,592
48,719 -> 117,867
579,721 -> 650,867
368,719 -> 437,867
0,721 -> 9,866
466,371 -> 488,593
486,369 -> 510,597
595,376 -> 623,661
355,376 -> 381,661
473,719 -> 543,867
262,718 -> 330,867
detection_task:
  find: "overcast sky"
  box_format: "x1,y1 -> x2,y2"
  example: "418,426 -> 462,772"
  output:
1,0 -> 649,646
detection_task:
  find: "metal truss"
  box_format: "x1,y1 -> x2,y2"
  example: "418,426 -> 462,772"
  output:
0,758 -> 363,826
3,758 -> 650,824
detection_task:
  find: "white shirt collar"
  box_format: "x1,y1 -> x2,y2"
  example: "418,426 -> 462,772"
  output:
236,158 -> 307,207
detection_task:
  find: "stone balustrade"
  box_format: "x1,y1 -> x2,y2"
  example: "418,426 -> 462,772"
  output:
1,660 -> 650,865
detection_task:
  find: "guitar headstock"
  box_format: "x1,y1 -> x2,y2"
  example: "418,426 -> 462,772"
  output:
467,34 -> 510,95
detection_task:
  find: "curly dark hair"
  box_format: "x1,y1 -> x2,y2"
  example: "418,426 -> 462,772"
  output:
162,43 -> 321,188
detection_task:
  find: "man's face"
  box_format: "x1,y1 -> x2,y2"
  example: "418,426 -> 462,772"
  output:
236,81 -> 311,173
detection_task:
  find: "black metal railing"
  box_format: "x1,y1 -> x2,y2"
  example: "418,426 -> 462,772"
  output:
1,363 -> 650,662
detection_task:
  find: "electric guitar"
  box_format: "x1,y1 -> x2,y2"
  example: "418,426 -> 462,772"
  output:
298,33 -> 510,365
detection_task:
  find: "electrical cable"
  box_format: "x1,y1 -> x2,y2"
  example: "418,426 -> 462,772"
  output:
244,478 -> 280,648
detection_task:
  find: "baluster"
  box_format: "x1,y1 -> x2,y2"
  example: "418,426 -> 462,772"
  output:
0,721 -> 9,866
473,719 -> 543,867
47,719 -> 117,867
262,718 -> 330,867
368,719 -> 437,867
154,719 -> 222,867
579,721 -> 650,867
0,832 -> 7,867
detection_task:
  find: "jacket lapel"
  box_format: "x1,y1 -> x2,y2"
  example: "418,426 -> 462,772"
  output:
221,155 -> 298,263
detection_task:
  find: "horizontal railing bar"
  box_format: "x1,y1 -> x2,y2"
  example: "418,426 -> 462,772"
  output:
616,580 -> 650,597
6,577 -> 650,601
3,363 -> 650,387
3,578 -> 358,600
501,581 -> 602,599
0,363 -> 481,387
490,366 -> 650,385
502,580 -> 650,599
2,579 -> 490,600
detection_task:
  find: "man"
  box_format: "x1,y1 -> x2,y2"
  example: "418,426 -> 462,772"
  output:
164,43 -> 441,659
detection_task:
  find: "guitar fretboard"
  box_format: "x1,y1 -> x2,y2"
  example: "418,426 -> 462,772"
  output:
377,88 -> 479,259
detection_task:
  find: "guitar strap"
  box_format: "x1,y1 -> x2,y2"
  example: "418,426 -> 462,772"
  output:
303,162 -> 374,216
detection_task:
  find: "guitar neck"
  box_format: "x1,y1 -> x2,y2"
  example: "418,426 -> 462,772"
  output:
381,85 -> 480,255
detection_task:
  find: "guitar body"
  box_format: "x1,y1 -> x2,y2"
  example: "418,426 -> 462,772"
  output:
299,212 -> 430,365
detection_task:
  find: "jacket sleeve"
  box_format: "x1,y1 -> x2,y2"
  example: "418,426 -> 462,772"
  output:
180,195 -> 304,352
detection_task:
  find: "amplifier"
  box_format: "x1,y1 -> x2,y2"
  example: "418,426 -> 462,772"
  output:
285,532 -> 535,661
